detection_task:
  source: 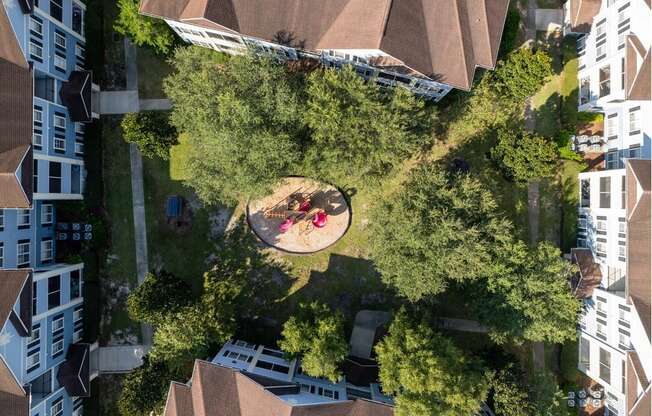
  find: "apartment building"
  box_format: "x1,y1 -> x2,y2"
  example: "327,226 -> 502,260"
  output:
572,161 -> 651,416
565,0 -> 651,167
139,0 -> 510,101
1,0 -> 97,414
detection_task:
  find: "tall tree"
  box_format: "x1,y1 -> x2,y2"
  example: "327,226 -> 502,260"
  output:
127,270 -> 192,325
370,163 -> 511,300
118,356 -> 179,416
472,241 -> 581,344
375,310 -> 491,416
492,365 -> 533,416
278,302 -> 348,382
490,47 -> 554,103
303,66 -> 435,184
114,0 -> 176,55
121,111 -> 178,159
164,48 -> 305,204
491,128 -> 559,183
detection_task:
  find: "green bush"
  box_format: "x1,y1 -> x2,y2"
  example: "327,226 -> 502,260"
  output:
556,130 -> 584,162
121,111 -> 178,159
118,356 -> 179,416
114,0 -> 177,55
491,128 -> 559,183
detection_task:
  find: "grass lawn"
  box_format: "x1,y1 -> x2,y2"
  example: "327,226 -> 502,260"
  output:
142,155 -> 217,291
101,117 -> 141,342
137,46 -> 173,99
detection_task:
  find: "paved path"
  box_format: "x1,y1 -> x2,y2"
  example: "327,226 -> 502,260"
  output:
98,345 -> 150,373
99,91 -> 140,114
535,9 -> 563,32
123,39 -> 153,347
435,318 -> 488,333
523,0 -> 546,372
139,98 -> 172,111
349,310 -> 391,359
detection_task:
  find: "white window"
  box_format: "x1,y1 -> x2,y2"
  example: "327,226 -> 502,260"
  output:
618,222 -> 626,233
596,21 -> 606,37
618,31 -> 627,48
629,110 -> 640,133
26,350 -> 40,370
41,240 -> 53,261
17,209 -> 30,227
54,115 -> 66,129
41,204 -> 53,225
619,308 -> 629,323
0,209 -> 4,229
618,245 -> 626,258
596,43 -> 606,57
73,308 -> 83,322
51,399 -> 63,416
54,32 -> 66,49
29,42 -> 43,59
596,242 -> 607,255
618,333 -> 629,348
75,123 -> 85,134
54,137 -> 66,151
75,141 -> 84,154
75,43 -> 84,58
28,327 -> 40,344
597,321 -> 607,336
17,242 -> 30,267
30,17 -> 43,35
54,55 -> 66,71
52,317 -> 64,333
597,300 -> 607,314
34,109 -> 43,123
618,10 -> 626,23
597,220 -> 607,231
33,133 -> 43,147
73,328 -> 83,343
75,63 -> 85,71
607,116 -> 618,137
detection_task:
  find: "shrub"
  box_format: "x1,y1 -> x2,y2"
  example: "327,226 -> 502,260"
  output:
491,128 -> 559,183
121,111 -> 178,159
114,0 -> 176,55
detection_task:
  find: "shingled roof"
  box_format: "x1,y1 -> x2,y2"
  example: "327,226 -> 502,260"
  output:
140,0 -> 510,90
0,357 -> 28,416
625,35 -> 651,101
0,2 -> 33,209
567,0 -> 601,33
164,360 -> 394,416
626,159 -> 651,342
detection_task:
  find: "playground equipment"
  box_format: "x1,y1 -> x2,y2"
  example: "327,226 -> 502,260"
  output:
263,191 -> 328,233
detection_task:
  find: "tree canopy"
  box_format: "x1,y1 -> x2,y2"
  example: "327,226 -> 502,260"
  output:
370,163 -> 511,300
127,270 -> 192,325
118,356 -> 179,416
114,0 -> 176,55
121,111 -> 178,159
164,48 -> 435,203
164,48 -> 305,204
278,302 -> 348,382
303,66 -> 435,184
375,310 -> 491,416
472,241 -> 581,345
491,128 -> 559,183
490,48 -> 554,103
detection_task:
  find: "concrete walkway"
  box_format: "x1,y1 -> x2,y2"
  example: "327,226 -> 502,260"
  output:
349,310 -> 391,359
139,98 -> 172,111
123,38 -> 153,347
98,345 -> 150,373
435,317 -> 488,334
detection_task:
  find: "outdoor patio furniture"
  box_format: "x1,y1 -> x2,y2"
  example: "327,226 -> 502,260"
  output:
579,399 -> 587,407
591,389 -> 603,399
578,389 -> 587,399
568,399 -> 575,407
568,391 -> 576,399
592,398 -> 601,408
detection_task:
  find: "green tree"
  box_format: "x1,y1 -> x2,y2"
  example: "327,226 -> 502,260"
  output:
473,241 -> 581,344
491,48 -> 554,103
118,356 -> 178,416
121,111 -> 178,159
491,128 -> 559,183
530,370 -> 565,416
370,163 -> 511,300
492,365 -> 533,416
149,304 -> 219,373
278,302 -> 348,382
303,66 -> 435,184
375,310 -> 491,416
164,48 -> 305,204
114,0 -> 176,55
127,270 -> 192,325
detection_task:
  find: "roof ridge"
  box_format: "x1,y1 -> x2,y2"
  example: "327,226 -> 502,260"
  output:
378,0 -> 394,49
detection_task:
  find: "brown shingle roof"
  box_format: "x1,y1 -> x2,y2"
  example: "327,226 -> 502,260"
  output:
140,0 -> 510,90
0,3 -> 33,209
625,36 -> 651,101
164,360 -> 394,416
571,248 -> 603,299
0,356 -> 28,416
0,270 -> 30,332
567,0 -> 601,33
626,159 -> 651,342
